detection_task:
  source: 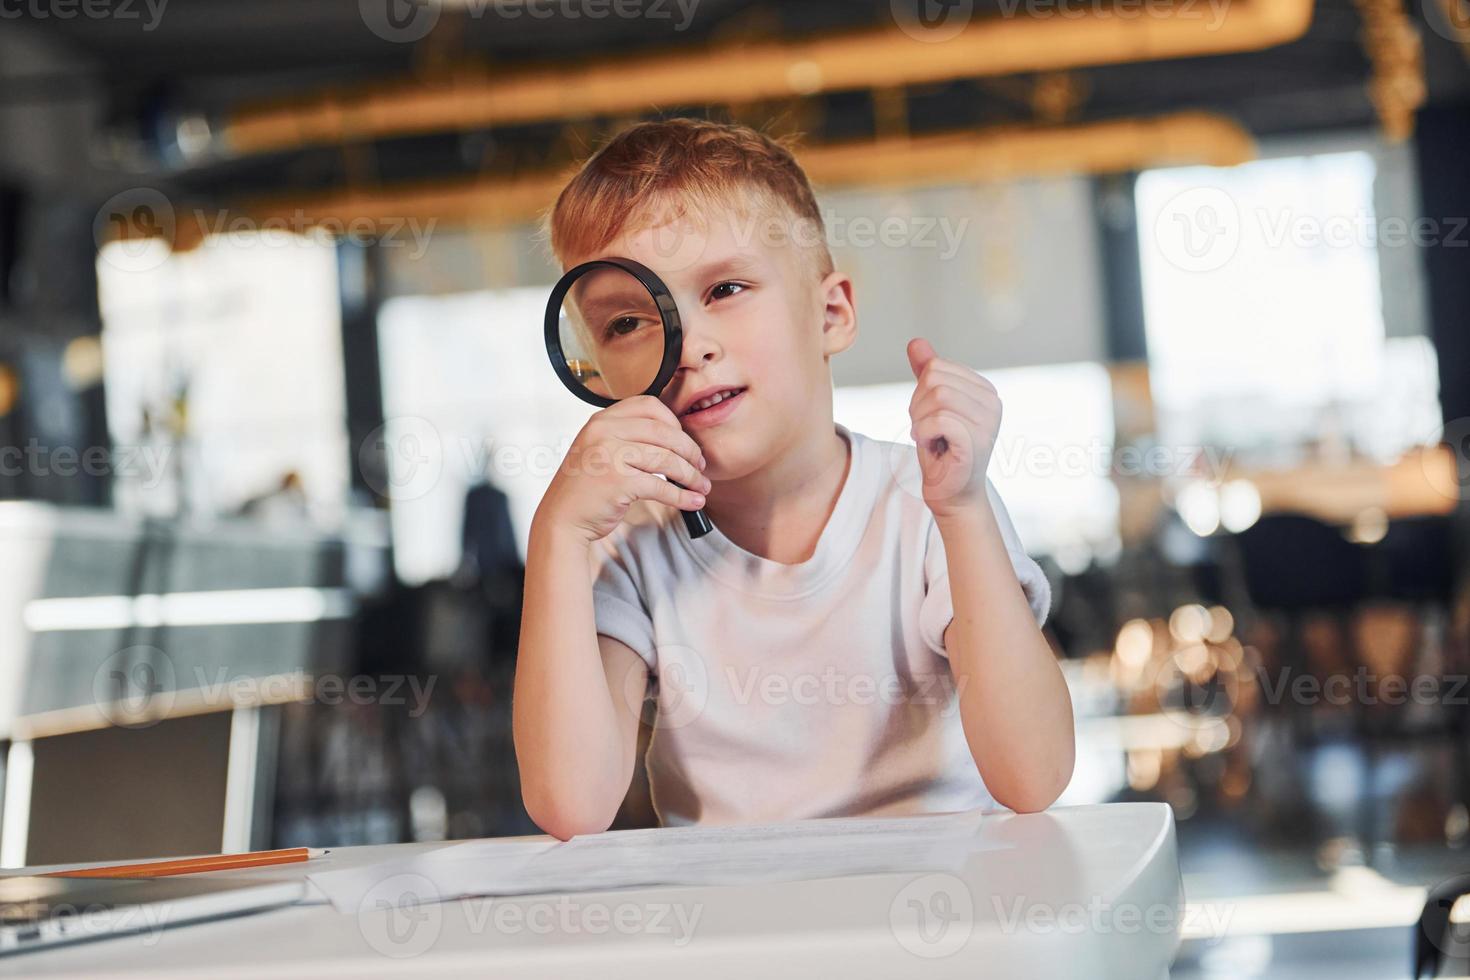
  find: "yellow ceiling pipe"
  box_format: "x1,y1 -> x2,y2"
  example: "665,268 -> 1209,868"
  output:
228,111 -> 1254,233
223,0 -> 1311,155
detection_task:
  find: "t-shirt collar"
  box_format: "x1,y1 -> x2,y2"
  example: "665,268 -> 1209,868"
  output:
675,422 -> 872,599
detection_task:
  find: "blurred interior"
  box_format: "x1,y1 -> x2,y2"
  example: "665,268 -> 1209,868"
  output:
2,1 -> 1470,975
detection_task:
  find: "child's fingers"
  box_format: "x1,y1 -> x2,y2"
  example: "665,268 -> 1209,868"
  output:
618,442 -> 711,493
617,394 -> 686,428
906,338 -> 937,380
618,417 -> 706,472
629,472 -> 706,512
910,379 -> 991,425
914,358 -> 996,394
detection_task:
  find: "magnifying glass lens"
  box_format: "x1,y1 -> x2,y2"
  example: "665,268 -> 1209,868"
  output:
557,265 -> 667,401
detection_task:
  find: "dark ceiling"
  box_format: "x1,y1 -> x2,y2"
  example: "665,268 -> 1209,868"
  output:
2,0 -> 1467,202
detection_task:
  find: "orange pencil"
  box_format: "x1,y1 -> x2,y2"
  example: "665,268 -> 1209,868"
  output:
41,847 -> 328,879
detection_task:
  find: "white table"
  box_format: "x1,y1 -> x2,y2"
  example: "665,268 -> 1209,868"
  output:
2,802 -> 1181,979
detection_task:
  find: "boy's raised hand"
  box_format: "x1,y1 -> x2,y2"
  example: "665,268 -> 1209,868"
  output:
906,337 -> 1000,520
537,395 -> 710,545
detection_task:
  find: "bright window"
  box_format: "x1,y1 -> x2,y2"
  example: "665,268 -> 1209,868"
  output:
96,233 -> 349,522
1135,151 -> 1441,465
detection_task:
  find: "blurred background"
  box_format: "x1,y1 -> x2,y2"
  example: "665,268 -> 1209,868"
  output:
1,1 -> 1469,975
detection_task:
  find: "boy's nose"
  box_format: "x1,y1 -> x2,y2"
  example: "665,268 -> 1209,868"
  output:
676,312 -> 721,370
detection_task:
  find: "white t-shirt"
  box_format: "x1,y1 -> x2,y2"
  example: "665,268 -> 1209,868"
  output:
590,422 -> 1051,826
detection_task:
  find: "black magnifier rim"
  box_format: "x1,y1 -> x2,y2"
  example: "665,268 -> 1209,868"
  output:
545,257 -> 683,409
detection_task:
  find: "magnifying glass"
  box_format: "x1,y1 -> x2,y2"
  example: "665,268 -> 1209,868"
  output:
545,257 -> 714,539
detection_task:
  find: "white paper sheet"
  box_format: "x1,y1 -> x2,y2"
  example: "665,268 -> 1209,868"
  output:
308,808 -> 1005,913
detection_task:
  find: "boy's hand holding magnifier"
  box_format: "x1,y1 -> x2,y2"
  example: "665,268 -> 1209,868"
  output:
538,258 -> 715,545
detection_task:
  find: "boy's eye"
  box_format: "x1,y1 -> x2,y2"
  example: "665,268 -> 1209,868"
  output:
604,315 -> 653,340
709,281 -> 746,302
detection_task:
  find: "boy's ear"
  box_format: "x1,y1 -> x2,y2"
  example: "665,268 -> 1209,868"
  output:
817,271 -> 857,358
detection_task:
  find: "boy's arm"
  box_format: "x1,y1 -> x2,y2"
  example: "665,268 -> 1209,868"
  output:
905,337 -> 1074,813
512,522 -> 647,840
937,506 -> 1074,813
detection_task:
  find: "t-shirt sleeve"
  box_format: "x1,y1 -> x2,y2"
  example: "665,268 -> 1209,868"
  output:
918,479 -> 1052,658
590,531 -> 658,670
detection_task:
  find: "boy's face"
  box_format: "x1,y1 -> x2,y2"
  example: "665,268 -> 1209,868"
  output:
567,200 -> 856,481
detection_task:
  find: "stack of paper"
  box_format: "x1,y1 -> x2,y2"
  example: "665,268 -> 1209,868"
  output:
308,808 -> 1001,913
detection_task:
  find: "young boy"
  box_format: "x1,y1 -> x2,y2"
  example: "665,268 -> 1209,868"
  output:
513,118 -> 1074,840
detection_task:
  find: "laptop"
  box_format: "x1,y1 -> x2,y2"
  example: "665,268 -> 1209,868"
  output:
0,874 -> 305,956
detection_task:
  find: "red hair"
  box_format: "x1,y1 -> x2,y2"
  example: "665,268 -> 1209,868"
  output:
544,117 -> 833,277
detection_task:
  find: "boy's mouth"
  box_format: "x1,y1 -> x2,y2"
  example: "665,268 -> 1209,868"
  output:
677,386 -> 747,425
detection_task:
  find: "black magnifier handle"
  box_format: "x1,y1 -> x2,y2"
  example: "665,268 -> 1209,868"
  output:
669,481 -> 714,539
